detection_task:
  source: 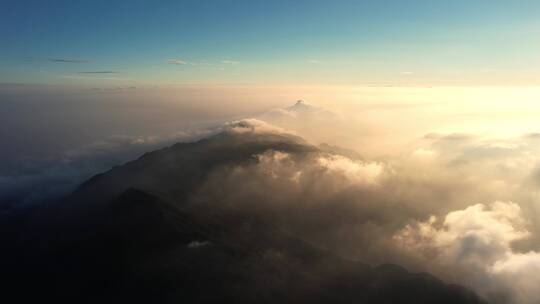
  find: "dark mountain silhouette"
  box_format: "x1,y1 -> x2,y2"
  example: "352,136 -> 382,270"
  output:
1,123 -> 487,303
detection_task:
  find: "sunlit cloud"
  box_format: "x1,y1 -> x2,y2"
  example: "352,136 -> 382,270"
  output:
394,201 -> 540,304
167,59 -> 187,65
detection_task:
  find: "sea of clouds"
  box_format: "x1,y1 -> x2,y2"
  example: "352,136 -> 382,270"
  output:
3,94 -> 540,303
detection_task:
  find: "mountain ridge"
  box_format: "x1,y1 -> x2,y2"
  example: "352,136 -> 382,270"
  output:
1,122 -> 488,303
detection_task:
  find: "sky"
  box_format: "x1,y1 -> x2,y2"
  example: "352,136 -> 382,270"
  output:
2,0 -> 540,86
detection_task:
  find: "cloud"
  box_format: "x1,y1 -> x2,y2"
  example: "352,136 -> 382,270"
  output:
394,202 -> 540,304
168,59 -> 187,65
221,60 -> 239,65
222,118 -> 291,135
187,240 -> 211,249
49,58 -> 91,63
174,116 -> 540,303
60,74 -> 130,81
317,154 -> 382,185
523,132 -> 540,139
0,135 -> 158,207
0,128 -> 218,208
166,59 -> 240,68
78,71 -> 117,74
6,97 -> 540,303
0,118 -> 296,209
89,86 -> 137,92
424,132 -> 475,141
189,61 -> 211,66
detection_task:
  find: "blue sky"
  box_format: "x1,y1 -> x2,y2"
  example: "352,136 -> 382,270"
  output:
2,0 -> 540,86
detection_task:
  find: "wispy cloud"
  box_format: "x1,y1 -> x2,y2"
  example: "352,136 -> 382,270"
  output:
167,59 -> 187,65
60,74 -> 129,81
190,61 -> 211,66
78,71 -> 117,74
221,60 -> 240,65
49,58 -> 91,63
307,59 -> 321,64
167,58 -> 237,69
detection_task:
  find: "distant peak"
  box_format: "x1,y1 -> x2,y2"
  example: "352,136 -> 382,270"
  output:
287,99 -> 316,112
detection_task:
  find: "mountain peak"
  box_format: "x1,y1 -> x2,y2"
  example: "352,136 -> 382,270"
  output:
287,99 -> 317,112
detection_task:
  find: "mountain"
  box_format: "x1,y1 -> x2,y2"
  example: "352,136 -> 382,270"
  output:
0,121 -> 487,303
286,99 -> 318,113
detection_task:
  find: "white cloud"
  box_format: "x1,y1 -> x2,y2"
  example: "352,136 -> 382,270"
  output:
317,154 -> 383,185
223,118 -> 291,135
394,201 -> 540,304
